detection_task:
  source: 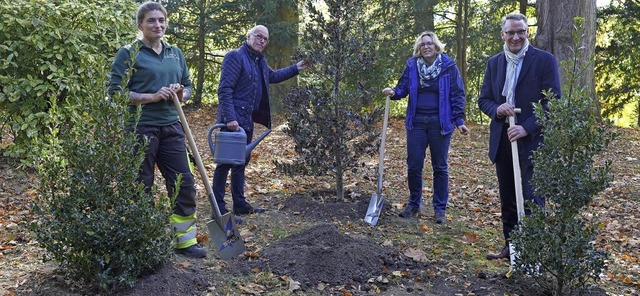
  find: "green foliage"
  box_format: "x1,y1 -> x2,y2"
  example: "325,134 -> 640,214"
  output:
0,0 -> 137,159
596,0 -> 640,127
31,64 -> 174,292
165,0 -> 252,105
275,0 -> 382,199
511,21 -> 615,295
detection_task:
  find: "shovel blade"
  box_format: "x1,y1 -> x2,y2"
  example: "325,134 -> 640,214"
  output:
364,194 -> 384,226
206,212 -> 246,260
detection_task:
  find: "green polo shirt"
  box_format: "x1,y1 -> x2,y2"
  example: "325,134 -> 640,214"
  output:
109,40 -> 192,126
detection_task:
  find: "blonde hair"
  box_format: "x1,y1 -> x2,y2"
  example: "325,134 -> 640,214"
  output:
412,31 -> 445,58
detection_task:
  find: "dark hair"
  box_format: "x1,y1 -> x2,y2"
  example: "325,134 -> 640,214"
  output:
136,1 -> 167,25
501,12 -> 528,30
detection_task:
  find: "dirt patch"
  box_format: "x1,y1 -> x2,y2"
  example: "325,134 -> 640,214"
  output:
15,258 -> 210,296
254,223 -> 400,286
281,190 -> 393,222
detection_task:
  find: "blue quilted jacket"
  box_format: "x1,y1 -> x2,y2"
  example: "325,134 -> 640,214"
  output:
390,53 -> 466,135
216,42 -> 299,131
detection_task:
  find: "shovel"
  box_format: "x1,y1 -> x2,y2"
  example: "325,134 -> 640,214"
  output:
172,93 -> 246,260
364,96 -> 391,226
507,108 -> 524,267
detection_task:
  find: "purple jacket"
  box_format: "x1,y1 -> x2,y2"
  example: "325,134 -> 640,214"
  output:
217,42 -> 299,131
390,53 -> 466,135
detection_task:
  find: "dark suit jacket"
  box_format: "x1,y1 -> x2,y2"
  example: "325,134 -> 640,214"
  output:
478,45 -> 561,163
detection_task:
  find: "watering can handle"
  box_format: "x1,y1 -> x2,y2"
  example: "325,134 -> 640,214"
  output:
207,124 -> 244,158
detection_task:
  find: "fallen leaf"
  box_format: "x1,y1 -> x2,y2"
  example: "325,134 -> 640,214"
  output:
237,283 -> 265,295
404,248 -> 428,263
420,224 -> 432,232
245,251 -> 260,258
288,278 -> 301,292
464,232 -> 478,244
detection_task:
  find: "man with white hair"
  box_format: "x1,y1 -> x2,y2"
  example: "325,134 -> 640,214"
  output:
214,25 -> 309,216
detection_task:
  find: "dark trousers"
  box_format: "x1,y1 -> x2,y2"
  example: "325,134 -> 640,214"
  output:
406,115 -> 452,213
495,126 -> 544,246
137,123 -> 197,217
212,129 -> 253,213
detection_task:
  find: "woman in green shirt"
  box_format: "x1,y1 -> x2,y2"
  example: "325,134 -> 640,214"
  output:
108,1 -> 205,259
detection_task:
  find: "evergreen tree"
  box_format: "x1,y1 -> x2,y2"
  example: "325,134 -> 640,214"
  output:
275,0 -> 383,199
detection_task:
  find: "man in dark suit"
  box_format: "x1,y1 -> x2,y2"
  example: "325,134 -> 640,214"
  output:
478,12 -> 561,260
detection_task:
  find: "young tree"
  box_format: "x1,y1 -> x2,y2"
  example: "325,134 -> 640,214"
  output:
511,20 -> 614,295
275,0 -> 383,199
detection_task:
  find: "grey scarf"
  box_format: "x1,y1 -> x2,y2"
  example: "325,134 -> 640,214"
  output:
417,54 -> 442,88
501,39 -> 529,105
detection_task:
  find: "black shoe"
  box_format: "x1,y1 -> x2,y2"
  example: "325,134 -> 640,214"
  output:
212,209 -> 244,224
486,246 -> 510,260
435,211 -> 446,224
233,216 -> 245,224
176,244 -> 206,258
234,205 -> 266,215
398,207 -> 419,218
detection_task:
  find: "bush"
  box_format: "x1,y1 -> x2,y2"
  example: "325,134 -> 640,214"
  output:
30,41 -> 174,294
510,19 -> 615,295
0,0 -> 136,159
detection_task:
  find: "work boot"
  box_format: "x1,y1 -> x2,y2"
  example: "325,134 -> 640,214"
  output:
435,211 -> 446,224
234,204 -> 266,216
176,244 -> 206,258
213,210 -> 245,225
486,245 -> 510,260
398,207 -> 419,218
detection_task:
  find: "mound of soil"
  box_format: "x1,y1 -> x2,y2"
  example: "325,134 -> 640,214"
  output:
260,223 -> 399,287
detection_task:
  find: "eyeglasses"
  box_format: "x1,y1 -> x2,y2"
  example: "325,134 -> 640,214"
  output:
251,33 -> 269,44
503,30 -> 528,37
420,42 -> 435,47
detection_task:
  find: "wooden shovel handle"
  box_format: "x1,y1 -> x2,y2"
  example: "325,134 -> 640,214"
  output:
509,108 -> 525,221
171,93 -> 223,218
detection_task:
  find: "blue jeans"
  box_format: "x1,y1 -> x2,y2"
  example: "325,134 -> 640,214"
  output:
406,115 -> 452,213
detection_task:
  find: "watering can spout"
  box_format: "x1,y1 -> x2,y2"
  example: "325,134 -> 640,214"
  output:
246,129 -> 271,158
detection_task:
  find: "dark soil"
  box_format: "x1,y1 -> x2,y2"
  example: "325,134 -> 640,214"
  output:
13,190 -> 608,296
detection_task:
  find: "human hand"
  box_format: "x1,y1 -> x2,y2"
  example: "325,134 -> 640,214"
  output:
297,60 -> 311,71
226,120 -> 240,131
457,124 -> 469,135
496,103 -> 516,118
382,87 -> 395,97
507,125 -> 528,142
154,86 -> 176,102
169,84 -> 184,101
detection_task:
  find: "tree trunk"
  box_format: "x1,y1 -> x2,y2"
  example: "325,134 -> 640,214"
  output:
535,0 -> 599,114
263,2 -> 299,115
193,0 -> 206,107
455,0 -> 469,89
519,0 -> 527,15
413,0 -> 439,34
